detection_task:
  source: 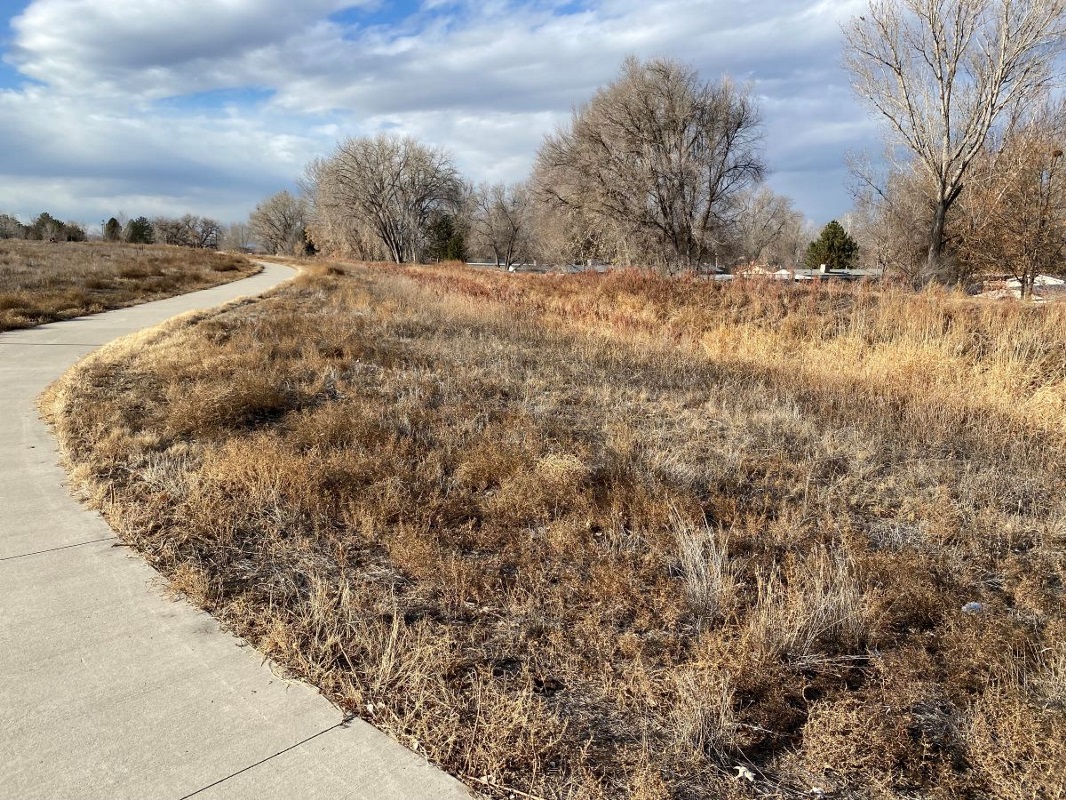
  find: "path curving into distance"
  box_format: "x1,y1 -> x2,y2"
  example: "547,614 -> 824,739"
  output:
0,263 -> 469,799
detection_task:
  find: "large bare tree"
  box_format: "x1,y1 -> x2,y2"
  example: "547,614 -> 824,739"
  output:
956,101 -> 1066,295
730,186 -> 805,267
849,151 -> 948,283
533,57 -> 764,271
467,182 -> 534,268
307,134 -> 461,264
302,158 -> 379,259
153,214 -> 222,249
844,0 -> 1066,281
249,190 -> 308,256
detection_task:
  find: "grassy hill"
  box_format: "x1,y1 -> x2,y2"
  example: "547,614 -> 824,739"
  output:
43,262 -> 1066,799
0,240 -> 257,332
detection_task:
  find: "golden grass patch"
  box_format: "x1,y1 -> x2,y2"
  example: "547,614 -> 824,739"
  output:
0,239 -> 258,331
44,263 -> 1066,798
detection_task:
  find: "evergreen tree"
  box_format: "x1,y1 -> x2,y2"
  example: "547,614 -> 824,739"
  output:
804,219 -> 858,270
124,216 -> 154,244
426,212 -> 466,262
29,212 -> 63,241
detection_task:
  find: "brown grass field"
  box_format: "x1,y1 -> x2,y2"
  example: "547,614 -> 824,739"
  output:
0,239 -> 258,332
43,262 -> 1066,799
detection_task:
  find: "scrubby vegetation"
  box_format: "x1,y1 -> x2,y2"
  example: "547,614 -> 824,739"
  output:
0,240 -> 258,332
44,263 -> 1066,798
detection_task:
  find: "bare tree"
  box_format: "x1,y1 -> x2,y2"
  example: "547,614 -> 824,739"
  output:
152,216 -> 189,246
467,181 -> 534,267
0,214 -> 25,239
730,186 -> 804,266
849,155 -> 943,283
188,215 -> 222,249
306,134 -> 461,264
220,221 -> 255,253
530,194 -> 626,268
533,56 -> 764,271
151,214 -> 222,248
249,190 -> 308,256
775,216 -> 819,269
844,0 -> 1066,281
302,158 -> 379,259
956,101 -> 1066,296
523,198 -> 596,268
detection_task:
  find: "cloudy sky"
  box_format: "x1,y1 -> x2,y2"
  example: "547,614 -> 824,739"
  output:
0,0 -> 878,230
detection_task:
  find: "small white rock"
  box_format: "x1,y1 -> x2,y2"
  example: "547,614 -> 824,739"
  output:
734,765 -> 756,782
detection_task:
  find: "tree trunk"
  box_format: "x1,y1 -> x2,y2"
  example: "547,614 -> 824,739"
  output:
925,199 -> 949,284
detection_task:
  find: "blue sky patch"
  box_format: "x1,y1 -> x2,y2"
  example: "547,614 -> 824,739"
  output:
155,87 -> 277,113
0,1 -> 28,21
0,57 -> 25,90
550,1 -> 592,15
0,0 -> 27,88
329,1 -> 424,30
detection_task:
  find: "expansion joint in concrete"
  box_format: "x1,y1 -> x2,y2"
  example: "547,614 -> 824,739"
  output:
176,722 -> 347,799
0,536 -> 115,562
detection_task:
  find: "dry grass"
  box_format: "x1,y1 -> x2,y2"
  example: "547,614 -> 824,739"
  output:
43,262 -> 1066,798
0,239 -> 258,331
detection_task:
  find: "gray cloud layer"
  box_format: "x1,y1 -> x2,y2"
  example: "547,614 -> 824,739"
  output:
0,0 -> 875,226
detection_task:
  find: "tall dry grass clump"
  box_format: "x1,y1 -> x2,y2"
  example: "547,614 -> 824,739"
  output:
0,239 -> 256,331
44,262 -> 1066,799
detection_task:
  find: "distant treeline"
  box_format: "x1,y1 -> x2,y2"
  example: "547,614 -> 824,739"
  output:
0,212 -> 87,242
1,212 -> 246,251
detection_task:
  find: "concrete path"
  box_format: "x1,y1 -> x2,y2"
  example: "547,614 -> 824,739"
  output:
0,264 -> 470,799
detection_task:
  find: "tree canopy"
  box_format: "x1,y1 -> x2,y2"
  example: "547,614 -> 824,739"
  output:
124,216 -> 154,244
533,56 -> 764,270
104,217 -> 122,242
306,134 -> 461,264
844,0 -> 1066,281
249,191 -> 308,256
805,220 -> 859,270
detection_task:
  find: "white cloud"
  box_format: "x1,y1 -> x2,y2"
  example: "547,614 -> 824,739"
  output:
0,0 -> 875,224
8,0 -> 358,97
0,86 -> 325,222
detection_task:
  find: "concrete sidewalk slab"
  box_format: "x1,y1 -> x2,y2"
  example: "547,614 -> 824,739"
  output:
0,264 -> 469,799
